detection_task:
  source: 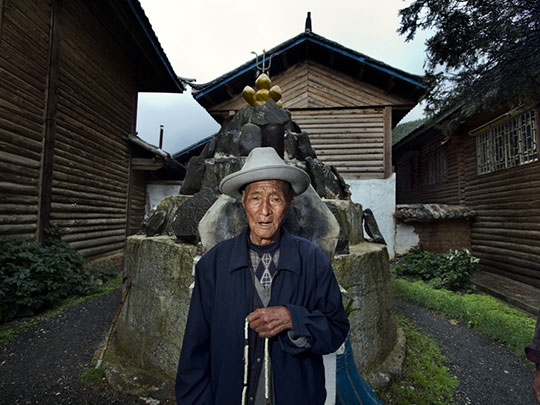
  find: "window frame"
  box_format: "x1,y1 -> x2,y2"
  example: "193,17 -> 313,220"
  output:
476,108 -> 539,175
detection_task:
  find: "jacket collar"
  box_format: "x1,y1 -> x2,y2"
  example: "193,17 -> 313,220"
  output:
228,227 -> 300,274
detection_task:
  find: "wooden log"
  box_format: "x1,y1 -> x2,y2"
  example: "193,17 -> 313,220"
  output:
474,208 -> 540,217
0,181 -> 38,195
52,218 -> 125,227
0,94 -> 45,125
51,187 -> 126,205
0,115 -> 43,144
77,241 -> 126,259
0,223 -> 37,235
52,170 -> 127,196
473,245 -> 540,270
478,258 -> 540,281
50,202 -> 125,214
0,213 -> 38,224
67,234 -> 125,250
50,211 -> 125,219
53,147 -> 129,183
471,235 -> 540,255
473,221 -> 540,231
62,228 -> 125,243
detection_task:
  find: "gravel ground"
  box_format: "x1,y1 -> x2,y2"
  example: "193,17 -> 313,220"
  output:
0,290 -> 144,405
396,298 -> 537,404
1,289 -> 537,404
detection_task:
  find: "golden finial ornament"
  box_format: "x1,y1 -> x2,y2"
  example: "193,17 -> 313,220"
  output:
242,73 -> 283,107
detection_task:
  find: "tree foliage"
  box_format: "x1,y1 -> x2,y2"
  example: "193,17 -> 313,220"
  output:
399,0 -> 540,122
392,118 -> 426,144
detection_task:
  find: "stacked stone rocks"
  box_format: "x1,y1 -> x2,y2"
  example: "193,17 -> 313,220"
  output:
143,99 -> 362,256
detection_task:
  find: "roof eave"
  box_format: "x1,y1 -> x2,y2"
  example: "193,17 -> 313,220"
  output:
85,0 -> 185,93
192,31 -> 425,106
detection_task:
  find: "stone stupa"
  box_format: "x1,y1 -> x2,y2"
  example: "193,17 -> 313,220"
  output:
98,73 -> 403,402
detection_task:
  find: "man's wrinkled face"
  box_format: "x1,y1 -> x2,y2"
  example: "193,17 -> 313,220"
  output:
241,179 -> 291,246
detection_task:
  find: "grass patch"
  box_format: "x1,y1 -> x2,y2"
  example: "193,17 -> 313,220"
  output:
393,278 -> 536,358
0,275 -> 122,344
376,314 -> 458,404
81,366 -> 106,386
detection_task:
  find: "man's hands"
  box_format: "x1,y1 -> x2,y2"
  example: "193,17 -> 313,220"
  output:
247,306 -> 292,338
534,364 -> 540,404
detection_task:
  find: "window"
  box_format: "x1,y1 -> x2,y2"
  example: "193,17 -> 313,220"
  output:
428,147 -> 446,185
397,160 -> 412,192
476,109 -> 539,174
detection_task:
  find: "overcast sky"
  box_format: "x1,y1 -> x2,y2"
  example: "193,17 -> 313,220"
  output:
136,0 -> 429,154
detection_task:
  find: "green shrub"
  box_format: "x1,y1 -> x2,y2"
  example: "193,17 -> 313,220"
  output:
0,227 -> 117,323
392,246 -> 479,291
81,366 -> 105,386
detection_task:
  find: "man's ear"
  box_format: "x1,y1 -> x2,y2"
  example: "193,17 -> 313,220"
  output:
241,190 -> 246,208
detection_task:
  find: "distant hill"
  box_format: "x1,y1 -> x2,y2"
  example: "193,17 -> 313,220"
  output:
392,118 -> 426,145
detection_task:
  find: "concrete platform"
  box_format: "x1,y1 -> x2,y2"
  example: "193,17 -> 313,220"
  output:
472,271 -> 540,317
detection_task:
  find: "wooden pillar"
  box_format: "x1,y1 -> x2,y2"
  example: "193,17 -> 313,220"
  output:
383,106 -> 392,178
37,0 -> 62,244
125,89 -> 139,237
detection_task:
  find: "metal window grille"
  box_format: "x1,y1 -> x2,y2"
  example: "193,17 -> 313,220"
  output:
476,109 -> 538,174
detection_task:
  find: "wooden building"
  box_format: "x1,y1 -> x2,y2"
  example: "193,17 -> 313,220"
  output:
190,27 -> 425,181
0,0 -> 185,263
393,104 -> 540,288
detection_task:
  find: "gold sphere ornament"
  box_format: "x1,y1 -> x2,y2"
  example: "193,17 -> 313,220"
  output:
269,85 -> 282,102
242,86 -> 256,106
242,73 -> 282,107
255,73 -> 272,90
255,88 -> 270,103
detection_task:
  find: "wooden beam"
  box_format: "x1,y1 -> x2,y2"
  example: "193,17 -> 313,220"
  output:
38,0 -> 62,244
383,106 -> 392,178
356,65 -> 365,81
0,0 -> 5,45
131,158 -> 165,171
385,77 -> 396,94
225,83 -> 235,99
282,52 -> 289,70
125,90 -> 137,237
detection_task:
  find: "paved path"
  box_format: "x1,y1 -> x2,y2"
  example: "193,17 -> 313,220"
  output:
1,289 -> 537,404
396,299 -> 537,404
0,290 -> 144,404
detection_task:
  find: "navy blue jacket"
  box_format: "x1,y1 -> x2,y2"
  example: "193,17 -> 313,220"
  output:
175,227 -> 349,404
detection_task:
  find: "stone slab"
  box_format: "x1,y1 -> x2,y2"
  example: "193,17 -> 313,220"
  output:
332,243 -> 396,376
114,236 -> 196,378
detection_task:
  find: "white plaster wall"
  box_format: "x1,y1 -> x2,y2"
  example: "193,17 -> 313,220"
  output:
347,175 -> 396,258
394,222 -> 419,256
146,183 -> 182,214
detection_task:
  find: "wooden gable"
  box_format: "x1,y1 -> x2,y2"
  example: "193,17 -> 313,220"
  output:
206,60 -> 411,179
192,31 -> 425,180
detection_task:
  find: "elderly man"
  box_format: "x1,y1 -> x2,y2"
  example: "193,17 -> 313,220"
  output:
175,147 -> 349,404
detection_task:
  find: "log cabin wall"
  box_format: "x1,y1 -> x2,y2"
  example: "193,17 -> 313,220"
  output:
49,0 -> 135,260
209,61 -> 409,180
128,169 -> 148,236
462,108 -> 540,288
0,0 -> 158,263
396,134 -> 462,204
0,1 -> 51,238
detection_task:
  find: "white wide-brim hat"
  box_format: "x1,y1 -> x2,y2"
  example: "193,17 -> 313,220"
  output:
219,147 -> 310,200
